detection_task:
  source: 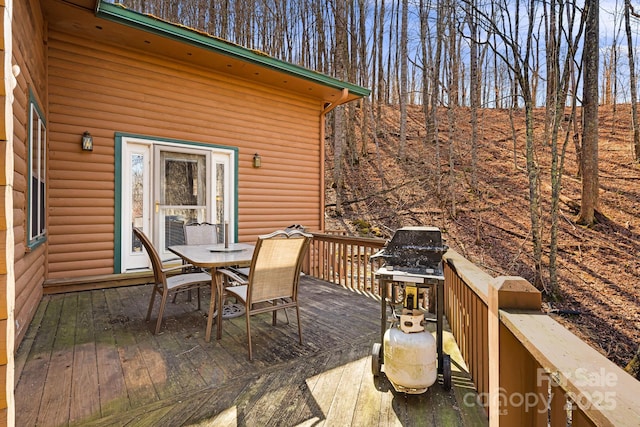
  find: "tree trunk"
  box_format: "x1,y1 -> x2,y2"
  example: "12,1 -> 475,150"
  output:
625,0 -> 640,161
524,97 -> 543,287
386,0 -> 396,104
420,0 -> 431,138
448,6 -> 460,107
429,0 -> 444,147
578,0 -> 599,226
333,0 -> 349,215
544,0 -> 558,144
398,0 -> 408,159
467,2 -> 479,194
376,0 -> 386,116
358,0 -> 370,157
467,0 -> 480,239
548,1 -> 585,297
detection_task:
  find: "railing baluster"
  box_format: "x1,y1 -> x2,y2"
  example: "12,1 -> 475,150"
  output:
304,232 -> 386,293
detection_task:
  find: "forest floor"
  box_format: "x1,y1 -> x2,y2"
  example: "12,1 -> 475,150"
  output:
324,103 -> 639,371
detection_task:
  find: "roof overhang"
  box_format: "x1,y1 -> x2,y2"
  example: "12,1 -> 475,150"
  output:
41,0 -> 370,106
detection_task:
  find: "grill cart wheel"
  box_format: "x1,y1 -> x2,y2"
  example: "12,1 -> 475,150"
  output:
371,343 -> 382,376
442,354 -> 452,390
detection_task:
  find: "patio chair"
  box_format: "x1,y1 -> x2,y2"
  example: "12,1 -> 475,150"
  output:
217,229 -> 312,360
133,227 -> 212,334
184,222 -> 219,246
174,222 -> 220,306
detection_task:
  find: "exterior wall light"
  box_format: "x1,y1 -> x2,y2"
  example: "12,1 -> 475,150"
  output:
82,131 -> 93,151
253,153 -> 261,168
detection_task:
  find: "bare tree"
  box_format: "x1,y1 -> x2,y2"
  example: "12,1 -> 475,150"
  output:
466,0 -> 481,240
447,5 -> 460,108
427,0 -> 445,150
625,0 -> 640,161
544,0 -> 558,142
387,0 -> 398,104
333,0 -> 349,215
419,0 -> 431,132
346,0 -> 359,166
376,0 -> 387,117
398,0 -> 409,159
358,0 -> 371,157
578,0 -> 600,226
470,0 -> 584,291
548,1 -> 586,294
609,14 -> 623,134
466,1 -> 479,194
445,1 -> 458,211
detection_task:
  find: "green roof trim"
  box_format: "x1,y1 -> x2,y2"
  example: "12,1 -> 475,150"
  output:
96,2 -> 370,98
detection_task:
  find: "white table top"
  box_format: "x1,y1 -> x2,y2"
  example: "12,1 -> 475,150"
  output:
168,243 -> 254,269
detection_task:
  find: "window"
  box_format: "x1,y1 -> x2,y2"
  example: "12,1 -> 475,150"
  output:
28,97 -> 46,247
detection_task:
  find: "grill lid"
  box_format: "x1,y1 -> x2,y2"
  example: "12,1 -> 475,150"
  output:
371,226 -> 448,275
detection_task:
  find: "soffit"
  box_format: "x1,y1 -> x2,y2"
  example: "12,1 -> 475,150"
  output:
41,0 -> 369,106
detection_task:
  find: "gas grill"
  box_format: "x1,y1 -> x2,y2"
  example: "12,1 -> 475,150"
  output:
371,226 -> 448,276
370,226 -> 451,392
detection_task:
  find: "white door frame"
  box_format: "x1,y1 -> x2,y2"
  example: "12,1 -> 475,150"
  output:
118,135 -> 236,272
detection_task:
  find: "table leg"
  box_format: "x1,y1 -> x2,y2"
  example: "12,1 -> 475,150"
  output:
205,274 -> 215,342
216,269 -> 224,339
205,269 -> 223,342
437,279 -> 444,374
380,279 -> 388,362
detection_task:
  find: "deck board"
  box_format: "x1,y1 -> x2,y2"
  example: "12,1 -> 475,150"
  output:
105,287 -> 159,409
38,294 -> 76,426
15,276 -> 488,426
92,289 -> 131,417
14,296 -> 57,427
70,291 -> 100,424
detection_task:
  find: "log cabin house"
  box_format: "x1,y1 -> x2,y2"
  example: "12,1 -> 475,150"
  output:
2,0 -> 369,422
9,2 -> 640,426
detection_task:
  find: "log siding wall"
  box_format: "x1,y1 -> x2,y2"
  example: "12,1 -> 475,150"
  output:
1,2 -> 12,423
13,0 -> 48,349
46,30 -> 324,280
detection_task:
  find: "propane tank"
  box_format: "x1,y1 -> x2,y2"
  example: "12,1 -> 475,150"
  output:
383,309 -> 437,393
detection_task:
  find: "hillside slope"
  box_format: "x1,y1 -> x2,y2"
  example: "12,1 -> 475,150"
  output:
324,104 -> 639,370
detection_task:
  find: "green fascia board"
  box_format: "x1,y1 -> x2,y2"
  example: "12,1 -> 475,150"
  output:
96,2 -> 371,98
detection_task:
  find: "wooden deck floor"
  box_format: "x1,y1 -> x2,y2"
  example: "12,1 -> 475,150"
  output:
15,276 -> 488,426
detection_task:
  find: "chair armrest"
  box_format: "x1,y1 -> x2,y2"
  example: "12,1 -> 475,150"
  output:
162,264 -> 200,274
217,268 -> 249,285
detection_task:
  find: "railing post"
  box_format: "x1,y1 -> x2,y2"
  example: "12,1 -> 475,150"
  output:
488,276 -> 541,426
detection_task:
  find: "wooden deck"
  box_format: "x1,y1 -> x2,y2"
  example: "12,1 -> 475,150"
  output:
15,276 -> 488,426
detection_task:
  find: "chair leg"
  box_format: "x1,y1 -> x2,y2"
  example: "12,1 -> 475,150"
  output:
271,300 -> 290,325
246,312 -> 253,361
282,300 -> 290,324
171,289 -> 193,305
154,290 -> 170,334
146,284 -> 159,321
296,304 -> 303,345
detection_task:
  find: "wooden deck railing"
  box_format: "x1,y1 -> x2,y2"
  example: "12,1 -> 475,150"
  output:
305,232 -> 386,294
443,250 -> 490,407
306,232 -> 640,426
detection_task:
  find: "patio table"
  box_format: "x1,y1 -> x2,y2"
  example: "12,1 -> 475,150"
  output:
168,243 -> 254,342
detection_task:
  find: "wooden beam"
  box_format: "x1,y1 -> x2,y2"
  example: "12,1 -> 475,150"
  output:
43,272 -> 153,294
